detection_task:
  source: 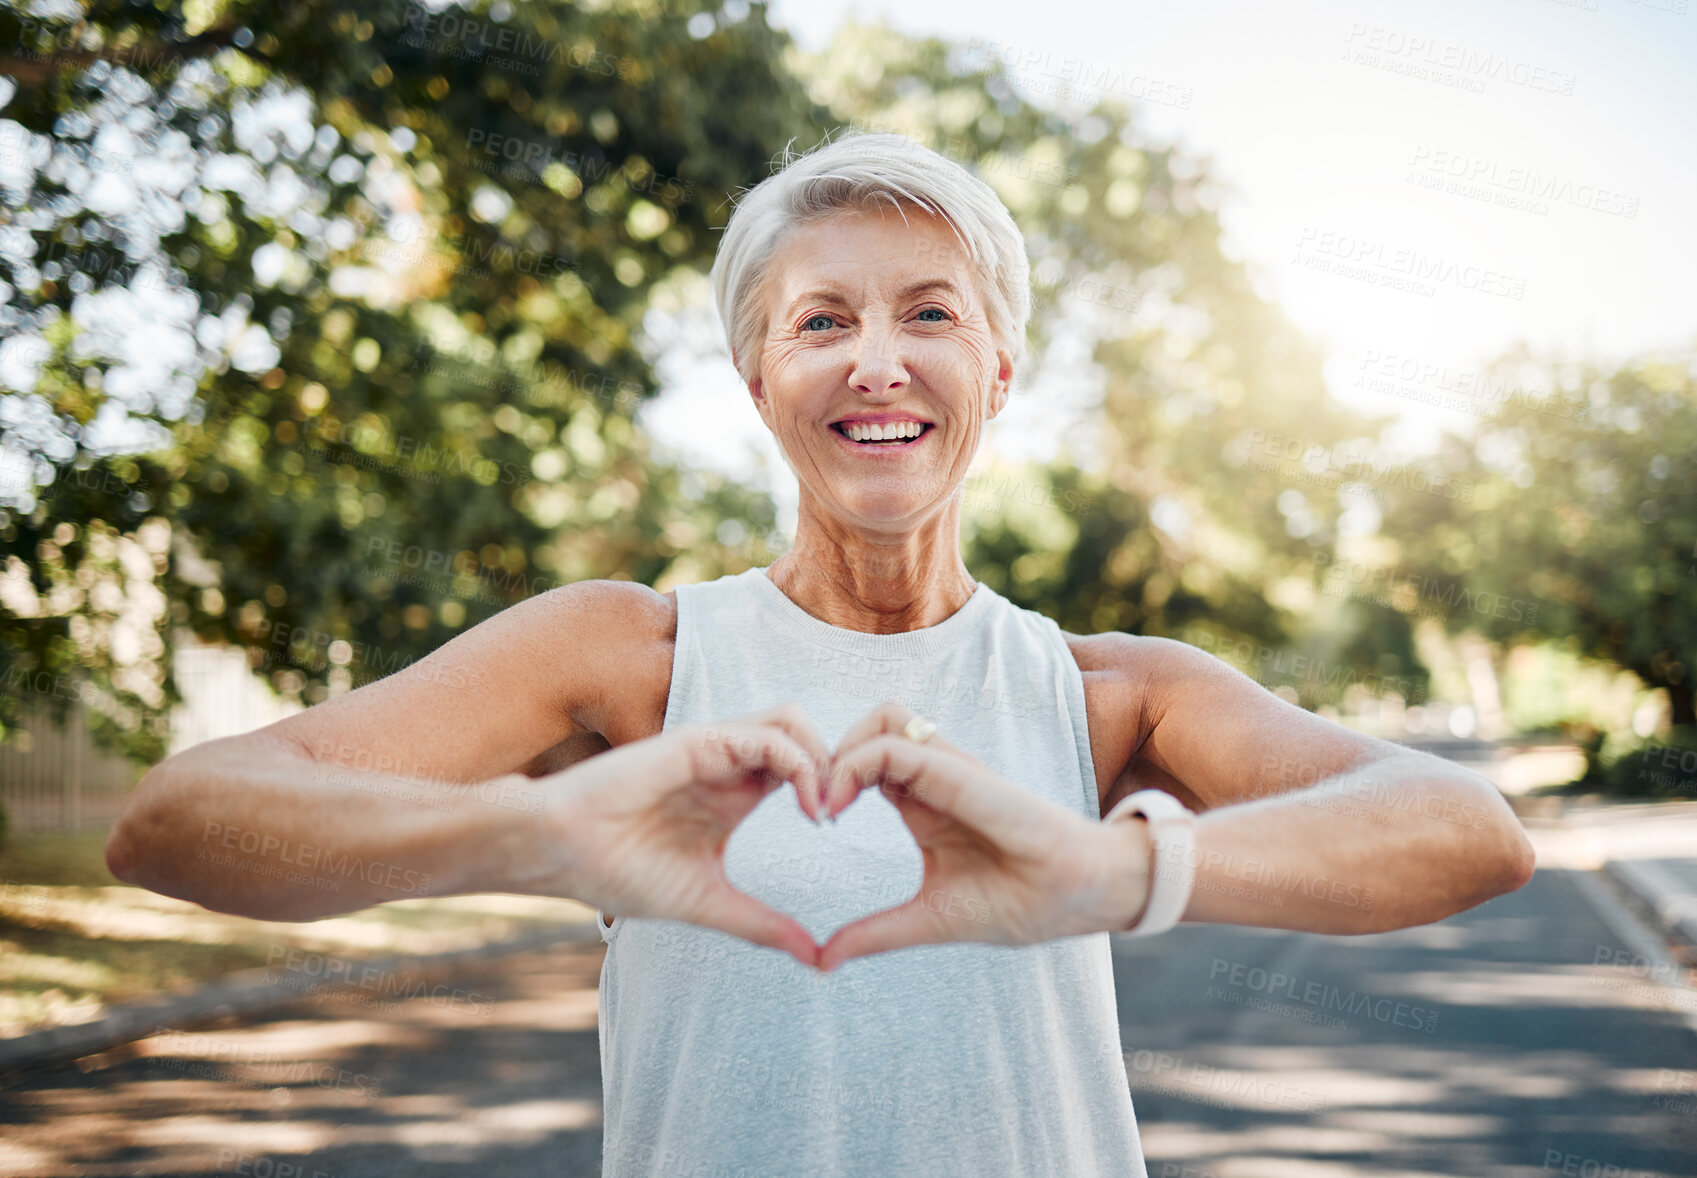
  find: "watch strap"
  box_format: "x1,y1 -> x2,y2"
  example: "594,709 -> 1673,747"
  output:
1105,788 -> 1198,936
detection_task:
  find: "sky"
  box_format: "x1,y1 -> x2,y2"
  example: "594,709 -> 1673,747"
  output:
637,0 -> 1697,521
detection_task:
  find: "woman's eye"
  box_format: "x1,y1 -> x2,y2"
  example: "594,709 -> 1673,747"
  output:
915,307 -> 950,322
802,315 -> 836,332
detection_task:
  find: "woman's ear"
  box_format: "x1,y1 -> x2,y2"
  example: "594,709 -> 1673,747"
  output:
986,346 -> 1014,420
742,367 -> 772,430
733,349 -> 760,401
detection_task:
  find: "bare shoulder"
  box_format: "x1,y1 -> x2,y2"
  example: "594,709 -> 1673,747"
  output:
1062,629 -> 1219,719
1062,627 -> 1402,813
1063,629 -> 1251,711
1060,630 -> 1257,812
1059,630 -> 1170,810
538,578 -> 677,645
1062,629 -> 1222,674
531,579 -> 677,746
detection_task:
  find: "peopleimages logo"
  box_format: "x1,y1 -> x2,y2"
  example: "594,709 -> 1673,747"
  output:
1151,847 -> 1376,913
1207,958 -> 1441,1033
265,945 -> 497,1020
1341,23 -> 1577,97
1352,349 -> 1590,424
463,130 -> 693,202
362,537 -> 563,603
1293,227 -> 1528,301
1405,146 -> 1640,220
402,8 -> 637,80
364,222 -> 580,280
1185,628 -> 1426,703
1123,1049 -> 1328,1112
956,38 -> 1195,108
198,821 -> 434,898
301,419 -> 528,487
1240,430 -> 1477,503
1314,554 -> 1542,625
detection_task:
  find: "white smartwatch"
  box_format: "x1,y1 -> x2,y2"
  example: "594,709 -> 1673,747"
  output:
1104,788 -> 1198,936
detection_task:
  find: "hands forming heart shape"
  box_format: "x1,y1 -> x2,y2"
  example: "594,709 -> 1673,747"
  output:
548,701 -> 1151,973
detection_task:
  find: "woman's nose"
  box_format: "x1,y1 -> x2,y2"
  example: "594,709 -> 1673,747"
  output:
847,324 -> 909,396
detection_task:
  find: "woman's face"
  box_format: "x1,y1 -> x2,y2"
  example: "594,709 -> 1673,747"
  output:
747,204 -> 1013,533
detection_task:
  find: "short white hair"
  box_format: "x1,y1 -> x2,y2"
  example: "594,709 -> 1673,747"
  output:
708,130 -> 1032,391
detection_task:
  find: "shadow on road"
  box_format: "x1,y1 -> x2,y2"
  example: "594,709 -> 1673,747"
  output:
2,869 -> 1695,1177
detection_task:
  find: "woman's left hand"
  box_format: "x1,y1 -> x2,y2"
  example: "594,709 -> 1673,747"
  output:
815,702 -> 1151,972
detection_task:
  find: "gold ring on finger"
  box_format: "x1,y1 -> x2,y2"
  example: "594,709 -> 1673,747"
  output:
901,714 -> 937,744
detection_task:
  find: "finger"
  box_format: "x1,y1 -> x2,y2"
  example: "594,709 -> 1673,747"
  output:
698,713 -> 826,821
696,879 -> 822,970
816,894 -> 946,971
826,702 -> 966,819
832,700 -> 914,762
755,703 -> 832,822
829,736 -> 1067,855
688,722 -> 821,811
826,732 -> 961,824
833,700 -> 965,761
828,734 -> 977,823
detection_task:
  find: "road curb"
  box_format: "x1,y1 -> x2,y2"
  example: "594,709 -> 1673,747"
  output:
1601,858 -> 1697,962
0,921 -> 606,1074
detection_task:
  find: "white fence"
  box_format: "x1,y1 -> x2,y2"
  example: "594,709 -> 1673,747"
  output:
166,639 -> 303,757
0,635 -> 300,835
0,701 -> 139,834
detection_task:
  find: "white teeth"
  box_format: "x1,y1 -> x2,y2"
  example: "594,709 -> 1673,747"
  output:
843,420 -> 924,442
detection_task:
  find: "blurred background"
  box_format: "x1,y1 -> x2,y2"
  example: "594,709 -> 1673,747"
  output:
1,1 -> 1694,1175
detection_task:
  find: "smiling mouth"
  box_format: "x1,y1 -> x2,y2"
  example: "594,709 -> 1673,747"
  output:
830,423 -> 935,446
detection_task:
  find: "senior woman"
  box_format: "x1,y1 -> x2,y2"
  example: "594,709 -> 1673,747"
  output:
106,130 -> 1536,1177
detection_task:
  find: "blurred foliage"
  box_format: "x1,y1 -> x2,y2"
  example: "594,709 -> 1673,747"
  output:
1382,349 -> 1697,745
3,3 -> 1688,776
1541,727 -> 1697,800
0,0 -> 825,757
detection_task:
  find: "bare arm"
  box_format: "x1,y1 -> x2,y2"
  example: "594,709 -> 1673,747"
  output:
1092,636 -> 1535,934
103,580 -> 671,922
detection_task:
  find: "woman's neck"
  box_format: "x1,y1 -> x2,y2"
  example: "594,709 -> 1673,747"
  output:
764,511 -> 975,634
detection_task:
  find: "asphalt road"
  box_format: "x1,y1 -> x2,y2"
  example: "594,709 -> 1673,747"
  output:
2,865 -> 1694,1177
1113,866 -> 1697,1177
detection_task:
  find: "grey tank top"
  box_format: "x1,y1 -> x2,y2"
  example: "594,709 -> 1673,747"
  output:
596,566 -> 1147,1177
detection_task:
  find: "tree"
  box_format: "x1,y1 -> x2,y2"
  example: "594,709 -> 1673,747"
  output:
1384,346 -> 1697,741
1,0 -> 826,758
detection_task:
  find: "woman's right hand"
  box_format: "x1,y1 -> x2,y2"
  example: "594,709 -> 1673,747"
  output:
529,704 -> 831,968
